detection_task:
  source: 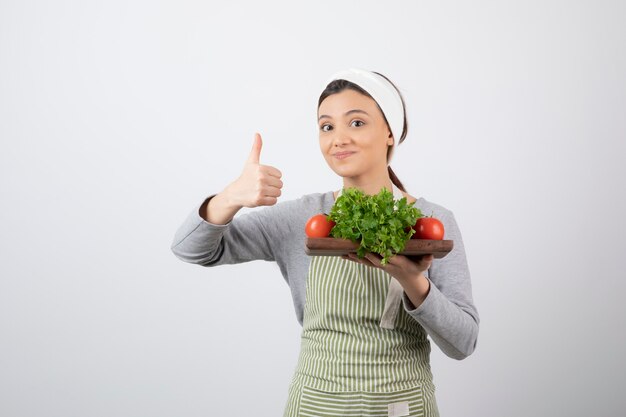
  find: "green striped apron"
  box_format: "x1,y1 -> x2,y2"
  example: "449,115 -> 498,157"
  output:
284,187 -> 439,417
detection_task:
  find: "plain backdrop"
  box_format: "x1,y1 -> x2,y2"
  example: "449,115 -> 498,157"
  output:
1,1 -> 625,416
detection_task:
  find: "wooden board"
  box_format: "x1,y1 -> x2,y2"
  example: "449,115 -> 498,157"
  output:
305,237 -> 454,259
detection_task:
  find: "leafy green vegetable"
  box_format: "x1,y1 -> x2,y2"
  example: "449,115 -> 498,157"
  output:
328,187 -> 423,265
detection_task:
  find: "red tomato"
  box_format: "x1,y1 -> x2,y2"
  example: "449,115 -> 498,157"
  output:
411,217 -> 445,240
305,214 -> 336,238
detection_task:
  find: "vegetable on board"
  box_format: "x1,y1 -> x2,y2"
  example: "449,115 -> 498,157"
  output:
328,187 -> 423,265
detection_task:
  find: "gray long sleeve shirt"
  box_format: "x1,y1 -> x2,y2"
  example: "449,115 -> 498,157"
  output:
171,191 -> 479,360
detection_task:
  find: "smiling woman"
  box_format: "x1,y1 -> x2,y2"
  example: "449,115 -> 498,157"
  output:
318,89 -> 395,191
171,68 -> 479,417
318,71 -> 409,199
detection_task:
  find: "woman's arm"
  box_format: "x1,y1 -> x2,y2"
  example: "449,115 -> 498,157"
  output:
171,193 -> 290,266
400,209 -> 479,360
171,133 -> 287,266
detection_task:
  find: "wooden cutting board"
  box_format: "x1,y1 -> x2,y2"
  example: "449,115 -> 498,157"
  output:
305,237 -> 454,259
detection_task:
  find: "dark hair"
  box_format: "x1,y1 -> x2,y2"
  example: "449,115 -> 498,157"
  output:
317,72 -> 408,192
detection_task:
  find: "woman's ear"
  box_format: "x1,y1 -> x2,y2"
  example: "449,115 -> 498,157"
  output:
387,131 -> 394,145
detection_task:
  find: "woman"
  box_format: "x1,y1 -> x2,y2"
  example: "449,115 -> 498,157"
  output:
171,68 -> 479,417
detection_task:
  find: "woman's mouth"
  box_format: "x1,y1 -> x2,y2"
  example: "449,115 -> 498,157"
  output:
334,151 -> 355,160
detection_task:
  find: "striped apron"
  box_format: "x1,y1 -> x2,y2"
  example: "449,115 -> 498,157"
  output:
284,187 -> 439,416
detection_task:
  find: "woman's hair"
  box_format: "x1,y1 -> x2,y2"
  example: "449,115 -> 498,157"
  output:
317,72 -> 408,192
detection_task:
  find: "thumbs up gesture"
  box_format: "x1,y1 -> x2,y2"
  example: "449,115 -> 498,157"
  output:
226,133 -> 284,208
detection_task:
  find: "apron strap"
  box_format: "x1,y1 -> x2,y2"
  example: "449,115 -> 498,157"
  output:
379,277 -> 404,329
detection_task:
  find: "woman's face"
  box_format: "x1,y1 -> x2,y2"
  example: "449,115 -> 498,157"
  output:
318,89 -> 394,181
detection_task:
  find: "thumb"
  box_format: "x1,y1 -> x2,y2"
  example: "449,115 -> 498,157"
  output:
247,132 -> 262,165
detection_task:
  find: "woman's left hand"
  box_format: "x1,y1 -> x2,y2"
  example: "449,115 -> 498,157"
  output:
341,252 -> 434,283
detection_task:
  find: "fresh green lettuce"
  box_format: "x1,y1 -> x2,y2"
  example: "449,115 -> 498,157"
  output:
328,187 -> 423,265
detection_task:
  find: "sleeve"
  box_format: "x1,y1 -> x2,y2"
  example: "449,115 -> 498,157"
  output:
170,194 -> 294,266
401,209 -> 480,360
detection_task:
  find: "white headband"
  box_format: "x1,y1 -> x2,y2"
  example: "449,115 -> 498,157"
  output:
324,68 -> 404,164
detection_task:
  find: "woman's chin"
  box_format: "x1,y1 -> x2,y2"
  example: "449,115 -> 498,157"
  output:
329,165 -> 358,178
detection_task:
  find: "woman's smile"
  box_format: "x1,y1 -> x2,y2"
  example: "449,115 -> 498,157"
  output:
334,151 -> 355,160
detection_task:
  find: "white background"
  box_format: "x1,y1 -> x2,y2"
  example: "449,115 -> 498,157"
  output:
1,1 -> 625,416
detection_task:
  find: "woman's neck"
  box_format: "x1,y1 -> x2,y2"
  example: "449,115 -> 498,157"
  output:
341,176 -> 394,196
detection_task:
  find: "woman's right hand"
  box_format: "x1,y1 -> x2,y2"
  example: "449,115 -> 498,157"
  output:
225,133 -> 283,209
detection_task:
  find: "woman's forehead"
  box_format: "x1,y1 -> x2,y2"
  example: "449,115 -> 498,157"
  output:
318,89 -> 381,117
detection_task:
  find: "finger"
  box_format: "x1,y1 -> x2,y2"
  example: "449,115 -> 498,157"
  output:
393,254 -> 430,270
386,254 -> 405,266
260,184 -> 282,198
407,254 -> 425,263
416,254 -> 434,266
418,254 -> 434,270
407,254 -> 434,266
257,196 -> 278,206
342,254 -> 355,263
263,176 -> 283,190
258,167 -> 282,183
347,253 -> 358,261
262,165 -> 283,179
346,253 -> 365,264
247,133 -> 262,165
364,253 -> 384,268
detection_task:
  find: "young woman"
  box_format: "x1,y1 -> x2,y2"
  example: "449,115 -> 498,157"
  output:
171,68 -> 479,417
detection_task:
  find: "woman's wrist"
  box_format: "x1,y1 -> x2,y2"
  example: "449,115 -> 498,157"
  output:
398,272 -> 431,310
201,190 -> 242,225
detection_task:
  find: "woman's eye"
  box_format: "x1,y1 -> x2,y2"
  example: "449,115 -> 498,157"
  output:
351,120 -> 364,127
320,124 -> 332,132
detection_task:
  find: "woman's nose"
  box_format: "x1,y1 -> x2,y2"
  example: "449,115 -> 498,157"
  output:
332,128 -> 350,146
